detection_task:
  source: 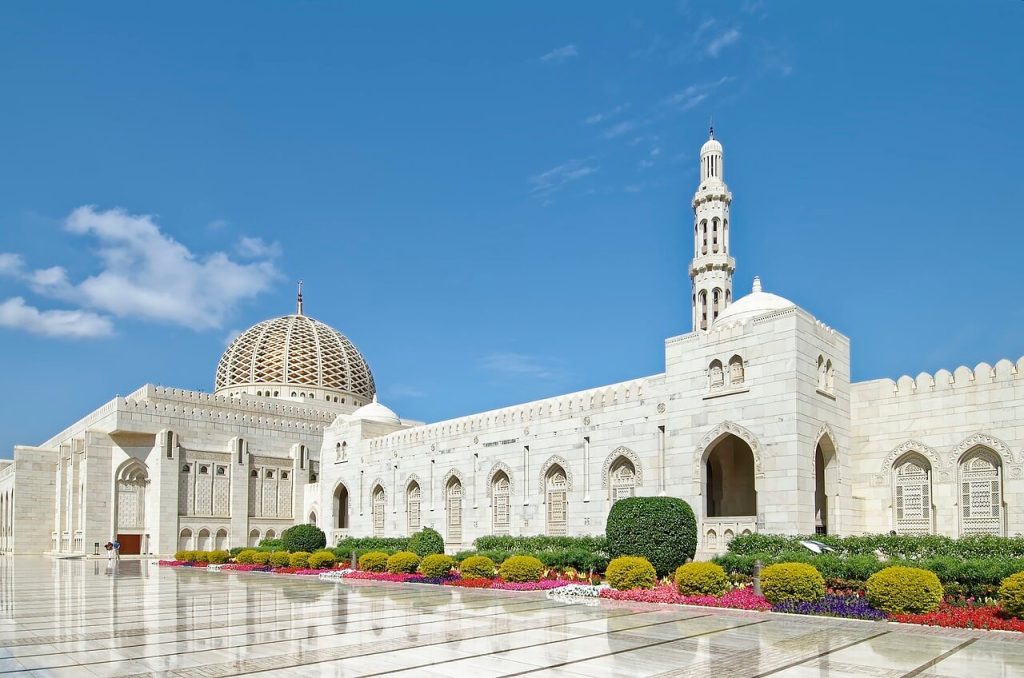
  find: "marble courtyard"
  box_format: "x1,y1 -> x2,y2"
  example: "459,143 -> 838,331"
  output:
0,558 -> 1021,677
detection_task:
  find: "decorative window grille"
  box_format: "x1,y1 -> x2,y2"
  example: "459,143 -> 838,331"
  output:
407,483 -> 421,533
372,487 -> 385,537
546,469 -> 568,536
709,360 -> 724,390
446,480 -> 463,545
492,474 -> 511,535
610,460 -> 636,502
729,355 -> 744,385
892,455 -> 931,535
960,451 -> 1003,536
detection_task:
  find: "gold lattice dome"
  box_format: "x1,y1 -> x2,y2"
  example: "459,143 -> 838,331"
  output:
214,313 -> 375,402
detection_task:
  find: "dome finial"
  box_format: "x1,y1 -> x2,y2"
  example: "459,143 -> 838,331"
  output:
752,276 -> 762,293
709,115 -> 714,140
296,280 -> 304,315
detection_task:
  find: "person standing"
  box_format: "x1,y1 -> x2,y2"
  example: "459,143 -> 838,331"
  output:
112,538 -> 121,561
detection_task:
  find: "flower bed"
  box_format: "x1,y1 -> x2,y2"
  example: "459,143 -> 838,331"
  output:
600,585 -> 772,611
772,594 -> 887,621
445,578 -> 494,588
490,579 -> 571,591
220,563 -> 272,572
891,603 -> 1024,632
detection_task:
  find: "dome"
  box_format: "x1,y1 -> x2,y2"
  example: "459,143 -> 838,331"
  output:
701,137 -> 723,155
714,277 -> 795,326
351,395 -> 401,425
214,309 -> 375,402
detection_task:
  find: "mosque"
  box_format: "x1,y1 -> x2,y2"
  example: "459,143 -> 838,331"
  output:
1,132 -> 1021,558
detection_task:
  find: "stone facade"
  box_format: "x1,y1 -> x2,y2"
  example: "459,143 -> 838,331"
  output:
2,132 -> 1021,557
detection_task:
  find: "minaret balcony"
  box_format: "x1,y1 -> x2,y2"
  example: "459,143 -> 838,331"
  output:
690,253 -> 736,276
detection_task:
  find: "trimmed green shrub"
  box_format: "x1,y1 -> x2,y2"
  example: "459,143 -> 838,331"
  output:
606,556 -> 657,591
282,524 -> 326,553
459,555 -> 496,579
308,550 -> 337,569
258,538 -> 285,550
474,535 -> 608,554
174,550 -> 195,562
234,549 -> 259,564
606,497 -> 697,577
409,528 -> 445,557
358,551 -> 389,572
761,563 -> 826,605
251,551 -> 273,566
675,562 -> 729,597
419,554 -> 455,578
334,536 -> 410,555
193,551 -> 210,564
498,555 -> 545,583
386,551 -> 421,574
288,551 -> 311,568
998,572 -> 1024,618
727,533 -> 1024,561
866,566 -> 942,614
270,551 -> 291,568
207,550 -> 230,565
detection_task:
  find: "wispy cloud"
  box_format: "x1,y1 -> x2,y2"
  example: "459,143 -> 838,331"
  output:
663,77 -> 734,111
236,236 -> 282,259
603,119 -> 641,140
0,206 -> 282,339
479,352 -> 564,380
540,44 -> 578,64
0,297 -> 113,338
584,103 -> 630,125
707,28 -> 741,58
528,158 -> 599,198
223,328 -> 243,346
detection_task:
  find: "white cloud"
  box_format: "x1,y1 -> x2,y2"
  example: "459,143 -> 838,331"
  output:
479,352 -> 563,380
603,119 -> 641,140
223,328 -> 243,346
664,77 -> 734,111
0,297 -> 113,338
236,236 -> 282,259
22,206 -> 281,332
707,28 -> 741,58
0,253 -> 24,276
584,103 -> 630,125
540,44 -> 578,63
529,158 -> 599,198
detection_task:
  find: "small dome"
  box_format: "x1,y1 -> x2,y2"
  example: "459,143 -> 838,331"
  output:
351,395 -> 400,425
701,137 -> 723,155
714,276 -> 795,326
214,312 -> 375,401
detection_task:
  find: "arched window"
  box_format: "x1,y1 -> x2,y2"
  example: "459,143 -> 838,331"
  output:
197,528 -> 211,551
817,355 -> 826,389
712,217 -> 720,252
723,219 -> 728,253
446,478 -> 463,545
335,442 -> 342,462
215,528 -> 228,550
825,360 -> 835,392
609,458 -> 636,502
334,484 -> 349,530
248,529 -> 260,547
178,528 -> 193,551
372,486 -> 386,537
712,288 -> 721,320
959,449 -> 1004,536
701,221 -> 708,253
407,482 -> 422,533
699,290 -> 709,330
265,529 -> 275,540
545,465 -> 568,536
893,453 -> 932,535
709,360 -> 724,389
491,472 -> 511,535
729,355 -> 744,385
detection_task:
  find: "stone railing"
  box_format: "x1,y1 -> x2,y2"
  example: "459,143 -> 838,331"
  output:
700,516 -> 756,555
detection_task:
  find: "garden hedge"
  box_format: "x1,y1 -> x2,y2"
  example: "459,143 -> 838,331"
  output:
606,496 -> 697,577
334,536 -> 410,556
726,533 -> 1024,560
474,535 -> 608,554
282,524 -> 326,553
409,528 -> 445,557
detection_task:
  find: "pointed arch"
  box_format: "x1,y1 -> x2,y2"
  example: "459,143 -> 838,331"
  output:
949,433 -> 1015,468
692,421 -> 765,485
601,446 -> 643,488
538,455 -> 573,493
486,462 -> 514,498
881,440 -> 943,473
442,468 -> 465,489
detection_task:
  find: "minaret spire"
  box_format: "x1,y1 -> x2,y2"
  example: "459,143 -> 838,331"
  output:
296,280 -> 304,315
690,129 -> 735,331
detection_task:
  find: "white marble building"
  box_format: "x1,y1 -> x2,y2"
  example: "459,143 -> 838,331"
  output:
2,131 -> 1021,557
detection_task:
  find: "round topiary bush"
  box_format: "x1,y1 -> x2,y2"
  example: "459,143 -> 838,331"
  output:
498,555 -> 545,583
675,561 -> 730,597
251,551 -> 273,566
419,554 -> 455,578
207,550 -> 230,565
460,555 -> 496,579
194,551 -> 210,564
174,550 -> 195,562
234,549 -> 258,564
288,551 -> 311,568
606,556 -> 658,591
761,563 -> 826,605
998,572 -> 1024,618
386,551 -> 421,574
308,550 -> 337,569
270,551 -> 291,568
606,496 -> 697,577
409,528 -> 445,557
866,565 -> 943,614
282,523 -> 327,553
358,551 -> 389,572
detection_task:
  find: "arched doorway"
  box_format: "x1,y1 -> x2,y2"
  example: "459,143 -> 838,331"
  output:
197,528 -> 211,551
215,528 -> 228,550
333,483 -> 349,532
814,434 -> 838,535
704,434 -> 756,518
178,528 -> 192,551
248,529 -> 260,547
115,459 -> 149,555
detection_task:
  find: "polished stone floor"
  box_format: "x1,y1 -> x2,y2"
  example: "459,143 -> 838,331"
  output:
0,558 -> 1022,677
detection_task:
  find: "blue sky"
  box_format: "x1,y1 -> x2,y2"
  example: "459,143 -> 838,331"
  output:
1,2 -> 1022,457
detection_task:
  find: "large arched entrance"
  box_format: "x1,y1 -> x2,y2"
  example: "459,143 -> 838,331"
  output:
702,433 -> 757,552
333,483 -> 349,542
114,459 -> 149,555
814,433 -> 838,535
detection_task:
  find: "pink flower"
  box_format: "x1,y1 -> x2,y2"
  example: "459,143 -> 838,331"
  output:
599,585 -> 771,611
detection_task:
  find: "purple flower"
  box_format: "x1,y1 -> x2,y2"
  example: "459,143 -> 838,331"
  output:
772,594 -> 887,621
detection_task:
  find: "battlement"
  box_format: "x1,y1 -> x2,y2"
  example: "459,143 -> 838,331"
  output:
855,356 -> 1024,400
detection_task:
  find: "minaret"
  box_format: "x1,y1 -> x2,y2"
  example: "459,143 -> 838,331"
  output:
690,126 -> 735,331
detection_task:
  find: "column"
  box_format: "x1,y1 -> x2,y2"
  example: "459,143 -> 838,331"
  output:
583,437 -> 591,502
